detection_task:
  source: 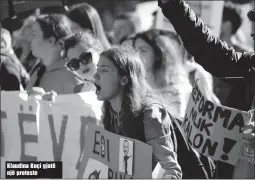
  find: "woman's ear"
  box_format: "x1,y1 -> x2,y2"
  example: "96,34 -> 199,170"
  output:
57,39 -> 65,49
120,76 -> 129,86
48,36 -> 56,45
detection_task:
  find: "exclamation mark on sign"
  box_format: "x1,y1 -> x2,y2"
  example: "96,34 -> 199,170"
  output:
221,138 -> 237,161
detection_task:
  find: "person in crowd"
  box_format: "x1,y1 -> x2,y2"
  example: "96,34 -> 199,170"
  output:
12,14 -> 39,71
124,29 -> 192,119
120,33 -> 136,47
67,3 -> 111,50
233,118 -> 255,179
158,0 -> 255,111
12,6 -> 69,74
109,12 -> 142,45
26,14 -> 84,94
220,4 -> 252,53
0,28 -> 30,90
158,0 -> 255,178
185,59 -> 221,104
93,46 -> 182,178
63,30 -> 103,93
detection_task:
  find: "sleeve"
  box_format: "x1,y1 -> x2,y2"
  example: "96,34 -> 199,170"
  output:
143,104 -> 182,179
0,62 -> 21,91
2,73 -> 21,91
158,0 -> 255,77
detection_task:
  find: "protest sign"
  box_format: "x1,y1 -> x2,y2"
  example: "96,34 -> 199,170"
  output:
183,83 -> 252,165
77,123 -> 153,179
0,91 -> 102,178
1,92 -> 39,178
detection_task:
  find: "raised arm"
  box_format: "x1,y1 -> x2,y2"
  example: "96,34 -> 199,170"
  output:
158,0 -> 255,78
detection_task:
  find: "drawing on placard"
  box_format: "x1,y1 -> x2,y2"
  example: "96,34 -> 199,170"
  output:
83,158 -> 108,179
119,138 -> 134,175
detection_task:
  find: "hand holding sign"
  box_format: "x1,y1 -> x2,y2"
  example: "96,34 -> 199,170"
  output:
77,123 -> 152,179
233,120 -> 255,178
27,87 -> 57,101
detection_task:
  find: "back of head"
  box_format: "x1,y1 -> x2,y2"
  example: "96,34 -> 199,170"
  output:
222,4 -> 242,35
115,12 -> 142,34
36,13 -> 72,41
68,3 -> 95,32
39,5 -> 67,14
68,3 -> 110,49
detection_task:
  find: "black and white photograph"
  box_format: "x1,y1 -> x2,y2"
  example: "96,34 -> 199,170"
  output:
0,0 -> 255,179
118,138 -> 134,176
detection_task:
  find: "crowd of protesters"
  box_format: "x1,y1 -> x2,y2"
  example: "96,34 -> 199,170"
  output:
0,0 -> 254,179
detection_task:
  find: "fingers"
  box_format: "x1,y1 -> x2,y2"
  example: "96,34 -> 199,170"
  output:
27,88 -> 57,102
42,91 -> 57,101
27,87 -> 45,96
241,123 -> 255,140
242,133 -> 255,141
242,124 -> 255,132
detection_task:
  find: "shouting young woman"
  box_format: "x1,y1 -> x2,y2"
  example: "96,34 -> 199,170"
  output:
93,46 -> 182,179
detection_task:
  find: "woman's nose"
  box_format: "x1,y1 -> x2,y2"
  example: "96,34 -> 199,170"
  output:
28,33 -> 33,42
93,71 -> 99,80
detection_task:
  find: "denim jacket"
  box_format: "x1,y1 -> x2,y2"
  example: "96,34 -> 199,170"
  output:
105,104 -> 182,179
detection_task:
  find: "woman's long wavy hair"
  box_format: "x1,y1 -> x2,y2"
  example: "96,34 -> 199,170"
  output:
121,29 -> 192,118
131,29 -> 189,89
67,3 -> 111,50
101,46 -> 179,138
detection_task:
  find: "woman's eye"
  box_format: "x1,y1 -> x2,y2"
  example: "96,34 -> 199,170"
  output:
98,68 -> 108,73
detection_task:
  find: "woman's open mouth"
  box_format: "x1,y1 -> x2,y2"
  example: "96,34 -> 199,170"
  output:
94,83 -> 101,95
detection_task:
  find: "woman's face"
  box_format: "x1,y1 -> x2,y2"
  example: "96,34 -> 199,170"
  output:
31,22 -> 53,65
67,42 -> 98,81
93,56 -> 122,101
134,38 -> 155,71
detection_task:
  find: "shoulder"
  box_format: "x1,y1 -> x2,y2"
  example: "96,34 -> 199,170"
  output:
143,103 -> 172,140
143,103 -> 171,127
55,68 -> 84,84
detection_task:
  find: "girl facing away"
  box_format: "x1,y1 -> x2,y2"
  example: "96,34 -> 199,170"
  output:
93,45 -> 182,179
67,2 -> 111,50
